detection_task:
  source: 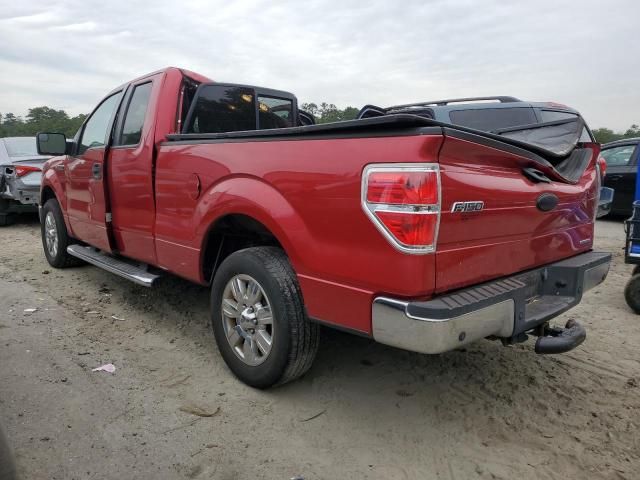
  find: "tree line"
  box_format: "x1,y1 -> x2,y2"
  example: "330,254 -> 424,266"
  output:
591,125 -> 639,144
0,107 -> 86,139
1,104 -> 637,145
300,102 -> 359,124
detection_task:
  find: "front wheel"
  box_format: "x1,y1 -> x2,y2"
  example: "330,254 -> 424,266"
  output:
0,199 -> 15,227
40,199 -> 83,268
211,247 -> 320,388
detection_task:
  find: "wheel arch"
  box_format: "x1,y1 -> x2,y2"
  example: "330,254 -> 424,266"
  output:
195,176 -> 314,285
200,213 -> 286,283
40,174 -> 73,236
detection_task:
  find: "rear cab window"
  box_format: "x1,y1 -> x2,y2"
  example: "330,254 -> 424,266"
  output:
258,96 -> 294,129
184,84 -> 296,134
186,85 -> 256,134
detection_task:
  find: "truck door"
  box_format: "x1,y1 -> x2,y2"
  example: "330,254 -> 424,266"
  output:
66,91 -> 123,251
107,77 -> 158,263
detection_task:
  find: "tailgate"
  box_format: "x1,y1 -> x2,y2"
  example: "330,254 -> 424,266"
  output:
435,131 -> 600,293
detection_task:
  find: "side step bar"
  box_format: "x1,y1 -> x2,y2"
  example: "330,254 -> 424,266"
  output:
67,245 -> 161,287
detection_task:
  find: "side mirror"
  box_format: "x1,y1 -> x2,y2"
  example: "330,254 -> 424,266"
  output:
37,132 -> 67,156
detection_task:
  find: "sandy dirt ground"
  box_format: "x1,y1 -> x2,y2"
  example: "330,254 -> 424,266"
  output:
0,214 -> 638,480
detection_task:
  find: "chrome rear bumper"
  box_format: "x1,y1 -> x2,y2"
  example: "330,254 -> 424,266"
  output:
372,251 -> 611,354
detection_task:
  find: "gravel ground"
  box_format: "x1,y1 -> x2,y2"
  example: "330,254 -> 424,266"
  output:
0,214 -> 638,480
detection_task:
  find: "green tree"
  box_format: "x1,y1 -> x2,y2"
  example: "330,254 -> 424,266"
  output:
0,106 -> 86,138
624,124 -> 640,138
25,107 -> 71,136
592,128 -> 620,144
593,124 -> 640,144
300,102 -> 359,124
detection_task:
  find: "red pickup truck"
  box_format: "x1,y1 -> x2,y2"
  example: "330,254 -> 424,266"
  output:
37,67 -> 611,388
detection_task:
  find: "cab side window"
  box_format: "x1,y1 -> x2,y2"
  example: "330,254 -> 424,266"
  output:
78,92 -> 122,155
120,82 -> 152,146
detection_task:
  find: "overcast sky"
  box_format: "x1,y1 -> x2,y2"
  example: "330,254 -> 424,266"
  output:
0,0 -> 637,130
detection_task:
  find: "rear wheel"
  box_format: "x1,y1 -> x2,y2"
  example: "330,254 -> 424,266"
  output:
41,198 -> 83,268
211,247 -> 320,388
624,274 -> 640,314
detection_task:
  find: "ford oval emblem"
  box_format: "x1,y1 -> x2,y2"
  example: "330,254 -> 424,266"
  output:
536,193 -> 558,212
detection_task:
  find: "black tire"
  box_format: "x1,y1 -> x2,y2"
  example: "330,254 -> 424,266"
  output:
624,274 -> 640,314
0,199 -> 15,227
632,265 -> 640,277
0,213 -> 15,227
41,198 -> 84,268
211,247 -> 320,388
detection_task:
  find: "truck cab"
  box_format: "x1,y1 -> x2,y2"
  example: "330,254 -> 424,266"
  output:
39,68 -> 302,265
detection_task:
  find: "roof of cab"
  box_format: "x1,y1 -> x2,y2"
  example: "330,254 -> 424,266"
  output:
107,67 -> 213,95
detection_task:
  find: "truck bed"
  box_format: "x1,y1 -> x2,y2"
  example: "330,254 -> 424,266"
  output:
157,114 -> 599,333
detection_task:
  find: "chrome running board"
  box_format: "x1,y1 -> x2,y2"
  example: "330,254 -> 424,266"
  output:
67,245 -> 160,287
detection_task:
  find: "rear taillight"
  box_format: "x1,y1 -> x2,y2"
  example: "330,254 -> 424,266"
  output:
597,155 -> 607,179
15,165 -> 42,177
362,164 -> 440,254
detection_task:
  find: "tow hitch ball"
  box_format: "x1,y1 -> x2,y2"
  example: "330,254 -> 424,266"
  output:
534,319 -> 586,354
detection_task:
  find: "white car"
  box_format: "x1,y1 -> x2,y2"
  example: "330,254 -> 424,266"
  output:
0,137 -> 50,226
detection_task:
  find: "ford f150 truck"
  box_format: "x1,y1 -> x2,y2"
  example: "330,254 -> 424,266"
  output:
37,67 -> 611,388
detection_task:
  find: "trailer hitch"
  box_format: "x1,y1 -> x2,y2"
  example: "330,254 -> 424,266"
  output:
534,319 -> 586,354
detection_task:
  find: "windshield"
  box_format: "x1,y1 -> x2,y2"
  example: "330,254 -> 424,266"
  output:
3,137 -> 39,157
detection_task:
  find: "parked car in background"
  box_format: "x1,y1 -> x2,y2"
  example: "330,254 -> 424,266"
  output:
601,138 -> 640,216
0,136 -> 50,225
358,96 -> 595,144
359,96 -> 613,217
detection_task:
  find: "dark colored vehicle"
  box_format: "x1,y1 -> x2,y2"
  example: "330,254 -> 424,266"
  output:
37,68 -> 609,388
358,96 -> 594,142
359,96 -> 613,217
601,138 -> 640,216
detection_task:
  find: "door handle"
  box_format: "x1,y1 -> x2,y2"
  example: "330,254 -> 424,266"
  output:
92,163 -> 102,180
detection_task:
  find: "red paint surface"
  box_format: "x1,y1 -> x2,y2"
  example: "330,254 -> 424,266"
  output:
435,137 -> 599,293
41,67 -> 599,335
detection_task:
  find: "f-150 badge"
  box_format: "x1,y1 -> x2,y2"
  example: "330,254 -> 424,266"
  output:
451,201 -> 484,213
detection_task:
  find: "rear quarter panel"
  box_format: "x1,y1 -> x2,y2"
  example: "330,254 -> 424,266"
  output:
154,134 -> 443,333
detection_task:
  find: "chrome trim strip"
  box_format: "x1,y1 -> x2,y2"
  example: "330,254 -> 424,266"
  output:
372,297 -> 515,354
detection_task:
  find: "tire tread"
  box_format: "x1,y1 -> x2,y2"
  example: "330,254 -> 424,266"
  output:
41,199 -> 84,268
211,246 -> 320,387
